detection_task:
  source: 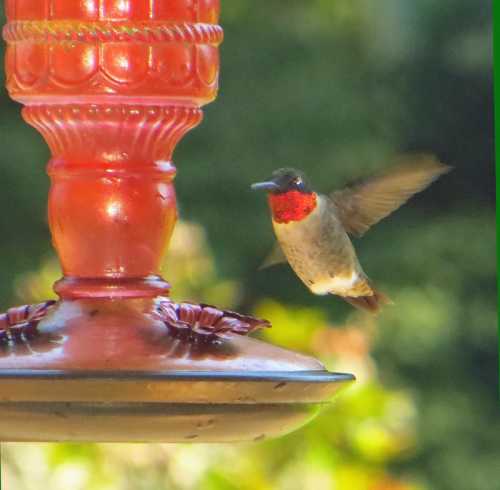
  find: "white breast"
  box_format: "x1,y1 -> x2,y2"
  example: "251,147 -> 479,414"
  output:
309,271 -> 359,295
272,197 -> 364,296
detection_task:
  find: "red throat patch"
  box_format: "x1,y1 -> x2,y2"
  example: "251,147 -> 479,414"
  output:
269,190 -> 317,224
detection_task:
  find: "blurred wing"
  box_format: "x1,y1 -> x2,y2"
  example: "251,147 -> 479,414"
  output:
330,154 -> 451,237
258,242 -> 287,270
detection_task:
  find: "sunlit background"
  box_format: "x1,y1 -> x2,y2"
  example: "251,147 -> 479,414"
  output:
0,1 -> 495,489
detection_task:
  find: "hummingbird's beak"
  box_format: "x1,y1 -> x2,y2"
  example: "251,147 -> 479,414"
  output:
250,181 -> 280,192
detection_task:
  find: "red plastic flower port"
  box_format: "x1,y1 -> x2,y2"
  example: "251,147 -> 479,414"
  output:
154,299 -> 271,343
0,301 -> 56,347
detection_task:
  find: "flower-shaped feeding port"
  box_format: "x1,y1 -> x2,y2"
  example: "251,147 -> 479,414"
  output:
0,0 -> 354,442
154,300 -> 271,342
0,301 -> 56,349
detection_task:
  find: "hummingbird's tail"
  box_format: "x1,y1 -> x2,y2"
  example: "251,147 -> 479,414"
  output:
342,287 -> 392,314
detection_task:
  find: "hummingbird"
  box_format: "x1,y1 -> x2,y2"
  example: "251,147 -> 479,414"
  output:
251,155 -> 451,313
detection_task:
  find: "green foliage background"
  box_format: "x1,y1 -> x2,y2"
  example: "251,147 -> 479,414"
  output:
0,1 -> 495,489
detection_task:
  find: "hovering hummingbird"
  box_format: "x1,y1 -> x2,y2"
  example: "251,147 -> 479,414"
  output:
251,155 -> 451,313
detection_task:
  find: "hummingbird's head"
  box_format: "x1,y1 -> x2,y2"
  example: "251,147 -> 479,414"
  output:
250,168 -> 312,194
251,168 -> 317,224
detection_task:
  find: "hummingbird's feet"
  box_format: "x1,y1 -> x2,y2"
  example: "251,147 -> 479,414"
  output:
153,299 -> 271,344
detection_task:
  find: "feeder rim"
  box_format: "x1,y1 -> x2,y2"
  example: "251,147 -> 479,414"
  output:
0,369 -> 355,383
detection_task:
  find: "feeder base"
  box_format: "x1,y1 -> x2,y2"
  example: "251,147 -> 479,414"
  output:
0,370 -> 353,442
0,299 -> 354,442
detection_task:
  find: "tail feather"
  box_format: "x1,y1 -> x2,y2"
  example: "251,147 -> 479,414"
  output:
342,287 -> 392,314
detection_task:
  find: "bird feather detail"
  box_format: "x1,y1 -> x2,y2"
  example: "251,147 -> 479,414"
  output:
330,154 -> 452,237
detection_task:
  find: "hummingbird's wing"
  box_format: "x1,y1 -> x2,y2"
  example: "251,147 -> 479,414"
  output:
330,154 -> 451,237
258,242 -> 287,270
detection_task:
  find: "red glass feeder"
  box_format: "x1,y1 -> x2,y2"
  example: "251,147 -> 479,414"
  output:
0,0 -> 354,442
